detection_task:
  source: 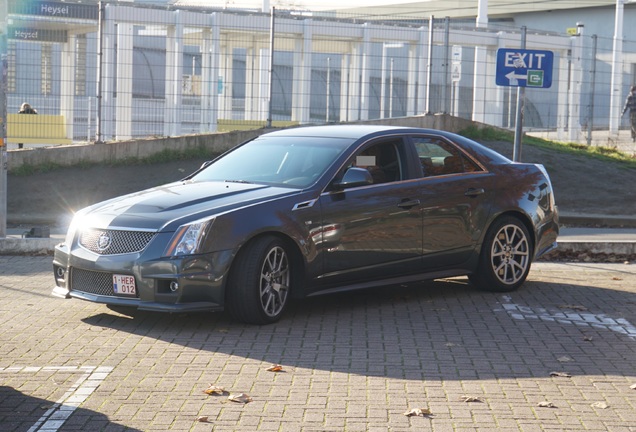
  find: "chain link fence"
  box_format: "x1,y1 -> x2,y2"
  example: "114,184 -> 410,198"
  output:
4,1 -> 636,150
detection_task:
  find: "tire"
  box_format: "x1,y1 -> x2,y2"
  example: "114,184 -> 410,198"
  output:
226,236 -> 292,325
470,216 -> 533,292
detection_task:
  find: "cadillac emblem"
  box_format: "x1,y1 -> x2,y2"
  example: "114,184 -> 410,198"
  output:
96,232 -> 112,252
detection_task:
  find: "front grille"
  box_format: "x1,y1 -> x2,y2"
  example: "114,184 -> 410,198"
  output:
79,228 -> 156,255
70,268 -> 140,298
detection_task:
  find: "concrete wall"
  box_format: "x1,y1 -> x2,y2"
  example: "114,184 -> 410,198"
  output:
8,114 -> 481,172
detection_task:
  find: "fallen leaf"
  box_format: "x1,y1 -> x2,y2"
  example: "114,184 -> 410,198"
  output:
460,395 -> 483,403
583,335 -> 593,342
591,402 -> 609,409
203,385 -> 226,395
228,393 -> 252,403
537,401 -> 556,408
266,364 -> 283,372
403,408 -> 432,417
612,277 -> 623,281
557,356 -> 573,363
550,371 -> 572,378
196,416 -> 210,423
558,304 -> 588,311
217,328 -> 229,333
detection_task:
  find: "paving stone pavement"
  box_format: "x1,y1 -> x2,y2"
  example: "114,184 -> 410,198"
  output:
1,257 -> 636,431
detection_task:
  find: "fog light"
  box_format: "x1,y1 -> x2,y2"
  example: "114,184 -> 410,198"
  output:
169,281 -> 179,292
55,267 -> 65,279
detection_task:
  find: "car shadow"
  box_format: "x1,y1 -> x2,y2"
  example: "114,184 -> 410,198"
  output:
0,386 -> 139,432
82,276 -> 636,382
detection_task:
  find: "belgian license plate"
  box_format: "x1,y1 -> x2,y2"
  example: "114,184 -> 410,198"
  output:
113,274 -> 137,296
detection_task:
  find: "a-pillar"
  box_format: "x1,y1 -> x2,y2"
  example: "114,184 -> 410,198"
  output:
292,19 -> 312,124
116,22 -> 133,140
164,11 -> 183,137
60,33 -> 76,142
200,15 -> 220,132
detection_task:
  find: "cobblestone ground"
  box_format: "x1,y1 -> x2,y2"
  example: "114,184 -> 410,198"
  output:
1,257 -> 635,431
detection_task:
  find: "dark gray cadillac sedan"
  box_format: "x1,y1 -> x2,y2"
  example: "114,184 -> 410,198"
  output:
52,125 -> 558,324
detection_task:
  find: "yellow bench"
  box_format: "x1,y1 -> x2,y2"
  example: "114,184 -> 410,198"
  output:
7,113 -> 72,146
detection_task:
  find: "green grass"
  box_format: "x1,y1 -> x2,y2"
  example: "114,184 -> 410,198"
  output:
460,125 -> 636,168
10,147 -> 222,176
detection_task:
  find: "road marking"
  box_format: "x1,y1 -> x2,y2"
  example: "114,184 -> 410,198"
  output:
499,296 -> 636,340
0,365 -> 113,432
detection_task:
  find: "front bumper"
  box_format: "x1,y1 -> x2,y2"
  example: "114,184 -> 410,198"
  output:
52,240 -> 234,313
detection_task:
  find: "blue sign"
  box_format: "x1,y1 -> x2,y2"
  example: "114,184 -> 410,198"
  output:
496,49 -> 554,88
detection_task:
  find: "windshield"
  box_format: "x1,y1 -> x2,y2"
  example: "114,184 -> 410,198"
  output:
192,135 -> 353,188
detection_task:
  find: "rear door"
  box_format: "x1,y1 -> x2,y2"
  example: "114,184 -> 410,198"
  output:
411,135 -> 494,268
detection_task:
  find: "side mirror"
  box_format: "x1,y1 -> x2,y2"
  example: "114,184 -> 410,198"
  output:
332,167 -> 373,189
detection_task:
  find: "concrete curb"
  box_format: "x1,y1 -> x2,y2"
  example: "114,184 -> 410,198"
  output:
0,237 -> 60,255
556,241 -> 636,255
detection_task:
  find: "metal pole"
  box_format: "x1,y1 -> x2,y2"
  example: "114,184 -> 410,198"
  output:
389,58 -> 394,118
326,57 -> 330,122
96,1 -> 104,143
587,34 -> 598,146
513,26 -> 526,162
442,17 -> 450,114
0,0 -> 8,237
266,7 -> 275,128
425,16 -> 434,114
380,44 -> 387,118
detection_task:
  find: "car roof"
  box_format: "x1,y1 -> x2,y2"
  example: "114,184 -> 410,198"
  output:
263,124 -> 440,140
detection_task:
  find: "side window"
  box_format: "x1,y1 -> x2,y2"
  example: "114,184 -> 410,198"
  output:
413,137 -> 481,177
352,140 -> 402,184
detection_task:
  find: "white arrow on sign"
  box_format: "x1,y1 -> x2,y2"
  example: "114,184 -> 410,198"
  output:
505,70 -> 527,84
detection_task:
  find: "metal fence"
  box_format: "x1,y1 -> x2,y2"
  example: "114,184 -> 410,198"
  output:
4,1 -> 636,150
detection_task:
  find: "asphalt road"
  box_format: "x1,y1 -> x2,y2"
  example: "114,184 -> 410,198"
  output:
1,257 -> 635,431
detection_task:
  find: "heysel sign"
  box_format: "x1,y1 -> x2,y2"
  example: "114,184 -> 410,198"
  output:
495,48 -> 554,89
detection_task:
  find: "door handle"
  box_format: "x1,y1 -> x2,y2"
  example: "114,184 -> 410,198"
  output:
464,188 -> 485,197
397,199 -> 421,209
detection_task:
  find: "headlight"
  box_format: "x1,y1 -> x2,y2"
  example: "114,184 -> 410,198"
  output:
64,209 -> 90,246
164,218 -> 215,256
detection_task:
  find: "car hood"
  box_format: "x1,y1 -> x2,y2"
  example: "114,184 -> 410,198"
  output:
78,180 -> 299,231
